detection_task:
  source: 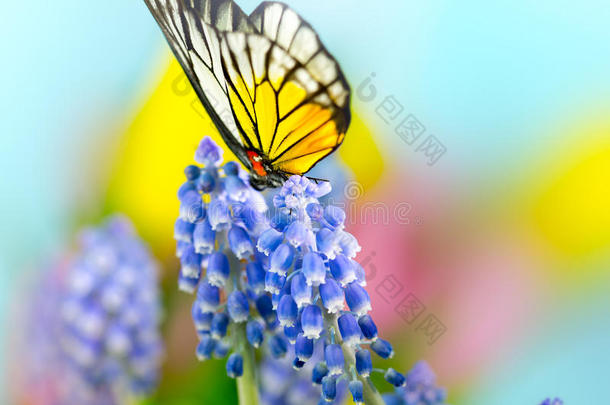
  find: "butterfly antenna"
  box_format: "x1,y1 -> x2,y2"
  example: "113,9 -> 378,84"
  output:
306,176 -> 329,184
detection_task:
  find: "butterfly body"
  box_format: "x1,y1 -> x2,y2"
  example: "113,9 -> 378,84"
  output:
246,150 -> 267,177
246,149 -> 286,189
145,0 -> 351,188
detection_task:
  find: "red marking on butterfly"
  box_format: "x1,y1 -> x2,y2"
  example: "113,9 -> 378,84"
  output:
247,150 -> 267,177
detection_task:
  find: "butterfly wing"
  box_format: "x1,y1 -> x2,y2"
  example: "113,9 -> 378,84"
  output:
143,0 -> 255,165
145,0 -> 351,180
219,1 -> 351,176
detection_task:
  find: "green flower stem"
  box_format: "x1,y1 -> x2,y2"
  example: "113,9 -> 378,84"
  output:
342,343 -> 386,405
234,322 -> 260,405
325,312 -> 385,405
226,249 -> 260,405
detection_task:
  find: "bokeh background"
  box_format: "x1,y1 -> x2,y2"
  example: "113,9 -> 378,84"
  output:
2,1 -> 610,404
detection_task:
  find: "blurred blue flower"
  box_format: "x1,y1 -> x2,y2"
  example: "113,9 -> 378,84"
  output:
383,361 -> 448,405
540,399 -> 563,405
22,215 -> 162,405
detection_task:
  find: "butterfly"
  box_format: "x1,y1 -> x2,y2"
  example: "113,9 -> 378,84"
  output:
144,0 -> 351,189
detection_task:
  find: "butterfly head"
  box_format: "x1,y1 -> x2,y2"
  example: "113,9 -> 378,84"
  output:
249,170 -> 285,190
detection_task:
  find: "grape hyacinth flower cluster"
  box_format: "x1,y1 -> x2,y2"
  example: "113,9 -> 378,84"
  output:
174,137 -> 287,384
256,175 -> 401,404
23,216 -> 162,405
382,361 -> 447,405
174,137 -> 423,404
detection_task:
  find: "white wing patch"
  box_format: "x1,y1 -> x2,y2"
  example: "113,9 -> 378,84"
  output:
248,2 -> 350,109
276,8 -> 300,49
247,35 -> 272,84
